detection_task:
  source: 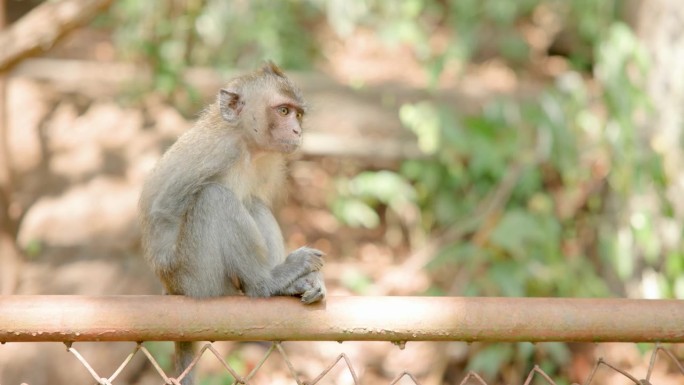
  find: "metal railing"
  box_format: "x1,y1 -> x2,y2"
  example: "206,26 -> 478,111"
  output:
2,296 -> 683,342
1,296 -> 683,384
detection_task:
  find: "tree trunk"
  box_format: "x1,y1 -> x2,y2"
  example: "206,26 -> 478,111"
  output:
634,0 -> 684,211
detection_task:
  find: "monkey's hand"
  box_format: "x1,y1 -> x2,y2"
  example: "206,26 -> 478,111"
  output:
282,271 -> 327,304
285,246 -> 324,273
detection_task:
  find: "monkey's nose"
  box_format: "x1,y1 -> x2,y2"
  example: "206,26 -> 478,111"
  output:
292,128 -> 301,135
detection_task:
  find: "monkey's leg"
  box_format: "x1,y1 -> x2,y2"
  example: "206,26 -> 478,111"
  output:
174,184 -> 252,385
248,199 -> 325,301
186,184 -> 322,298
247,198 -> 287,265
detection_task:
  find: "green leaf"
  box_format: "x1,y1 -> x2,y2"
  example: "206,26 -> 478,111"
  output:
341,269 -> 373,294
400,102 -> 441,155
333,199 -> 380,228
428,243 -> 480,269
468,345 -> 514,379
490,210 -> 543,257
488,262 -> 525,296
499,34 -> 529,63
665,251 -> 684,278
543,342 -> 571,364
674,276 -> 684,299
516,342 -> 535,365
348,171 -> 417,206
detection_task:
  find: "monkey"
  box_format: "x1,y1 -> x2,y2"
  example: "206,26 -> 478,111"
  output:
138,62 -> 326,385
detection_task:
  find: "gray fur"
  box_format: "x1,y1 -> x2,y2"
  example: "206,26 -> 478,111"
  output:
139,63 -> 326,385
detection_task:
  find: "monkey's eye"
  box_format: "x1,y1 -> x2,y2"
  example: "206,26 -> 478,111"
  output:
296,111 -> 303,119
278,106 -> 290,116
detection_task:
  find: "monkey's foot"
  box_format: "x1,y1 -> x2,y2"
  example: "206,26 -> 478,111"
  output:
301,281 -> 326,304
282,271 -> 326,304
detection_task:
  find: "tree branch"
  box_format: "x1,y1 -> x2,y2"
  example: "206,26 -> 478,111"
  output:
0,0 -> 115,72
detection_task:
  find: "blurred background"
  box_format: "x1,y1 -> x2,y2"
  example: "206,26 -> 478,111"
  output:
1,0 -> 683,384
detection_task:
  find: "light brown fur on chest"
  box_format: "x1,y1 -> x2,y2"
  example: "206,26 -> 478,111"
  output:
218,149 -> 286,205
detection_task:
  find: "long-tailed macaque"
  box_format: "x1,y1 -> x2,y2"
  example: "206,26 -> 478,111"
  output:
139,62 -> 326,385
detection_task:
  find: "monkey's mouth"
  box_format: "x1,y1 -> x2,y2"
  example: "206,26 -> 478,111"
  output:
277,140 -> 301,153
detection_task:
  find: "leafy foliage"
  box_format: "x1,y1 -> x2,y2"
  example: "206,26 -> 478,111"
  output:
329,2 -> 678,380
331,2 -> 679,301
106,0 -> 681,381
110,0 -> 320,101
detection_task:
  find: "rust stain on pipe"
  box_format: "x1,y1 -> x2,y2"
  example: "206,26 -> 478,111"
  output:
0,296 -> 683,342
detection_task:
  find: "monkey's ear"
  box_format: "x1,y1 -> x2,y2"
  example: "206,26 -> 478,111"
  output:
261,61 -> 285,78
219,88 -> 243,122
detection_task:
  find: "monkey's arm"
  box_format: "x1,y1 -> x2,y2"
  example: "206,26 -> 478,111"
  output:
247,199 -> 326,303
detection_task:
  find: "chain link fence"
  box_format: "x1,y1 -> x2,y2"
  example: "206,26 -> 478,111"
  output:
0,341 -> 678,385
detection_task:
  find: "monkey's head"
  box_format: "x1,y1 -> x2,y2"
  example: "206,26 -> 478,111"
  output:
218,61 -> 306,154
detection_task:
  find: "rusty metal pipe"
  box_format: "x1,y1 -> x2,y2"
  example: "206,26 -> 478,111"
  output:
0,296 -> 682,343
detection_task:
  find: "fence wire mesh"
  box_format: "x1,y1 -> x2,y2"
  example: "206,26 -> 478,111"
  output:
5,341 -> 674,385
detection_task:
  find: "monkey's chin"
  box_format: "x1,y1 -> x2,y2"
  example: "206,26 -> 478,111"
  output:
276,141 -> 301,153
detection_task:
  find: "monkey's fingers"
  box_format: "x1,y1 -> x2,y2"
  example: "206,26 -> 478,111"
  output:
288,246 -> 325,271
310,255 -> 324,271
306,248 -> 326,271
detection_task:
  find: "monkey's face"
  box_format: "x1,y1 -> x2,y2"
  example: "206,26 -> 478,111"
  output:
263,100 -> 305,153
218,68 -> 307,154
